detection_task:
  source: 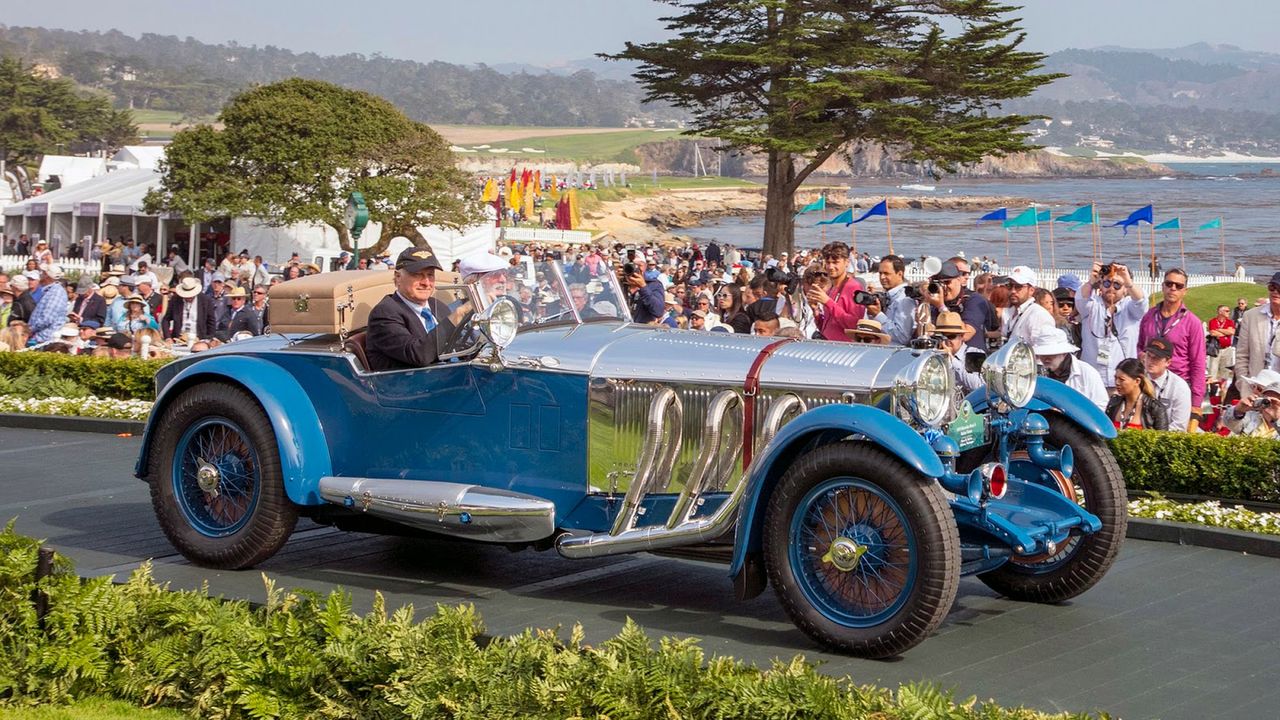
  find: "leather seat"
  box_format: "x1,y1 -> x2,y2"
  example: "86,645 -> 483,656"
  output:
343,330 -> 370,371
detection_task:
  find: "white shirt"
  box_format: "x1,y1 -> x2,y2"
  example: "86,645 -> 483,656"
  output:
1061,356 -> 1109,412
1263,303 -> 1280,372
875,283 -> 917,346
1076,288 -> 1147,385
1005,298 -> 1056,345
1151,369 -> 1192,431
181,298 -> 198,338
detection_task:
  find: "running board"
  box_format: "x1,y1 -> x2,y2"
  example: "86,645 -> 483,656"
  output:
317,477 -> 556,543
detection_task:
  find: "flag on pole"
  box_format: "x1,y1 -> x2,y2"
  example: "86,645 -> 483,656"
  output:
1154,218 -> 1180,231
1111,205 -> 1154,235
1198,218 -> 1222,231
794,196 -> 826,217
850,199 -> 888,224
480,179 -> 498,203
977,208 -> 1007,223
1002,207 -> 1040,228
1036,208 -> 1051,223
816,209 -> 855,226
1055,204 -> 1095,225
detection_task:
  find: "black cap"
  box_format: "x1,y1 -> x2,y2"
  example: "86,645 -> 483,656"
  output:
395,245 -> 443,273
1269,271 -> 1280,286
1051,287 -> 1074,303
106,333 -> 132,350
931,260 -> 963,281
745,298 -> 779,322
1145,337 -> 1173,360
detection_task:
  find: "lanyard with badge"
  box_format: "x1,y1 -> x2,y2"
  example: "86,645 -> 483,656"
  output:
1092,307 -> 1119,365
1267,315 -> 1280,368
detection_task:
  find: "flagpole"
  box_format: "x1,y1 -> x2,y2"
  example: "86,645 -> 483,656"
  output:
1179,225 -> 1186,271
850,223 -> 857,259
1048,211 -> 1057,269
884,201 -> 894,255
820,202 -> 827,244
1092,203 -> 1101,264
1033,212 -> 1044,274
1220,222 -> 1226,274
1004,228 -> 1010,266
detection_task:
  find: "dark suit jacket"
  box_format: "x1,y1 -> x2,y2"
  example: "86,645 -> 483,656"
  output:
10,291 -> 36,324
215,304 -> 263,341
162,294 -> 216,340
71,293 -> 107,326
365,293 -> 456,372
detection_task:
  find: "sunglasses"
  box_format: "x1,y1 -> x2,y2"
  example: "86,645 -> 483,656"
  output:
1057,302 -> 1073,309
1163,281 -> 1186,290
1269,284 -> 1280,293
1009,282 -> 1028,291
253,291 -> 266,295
716,293 -> 731,299
1100,280 -> 1119,289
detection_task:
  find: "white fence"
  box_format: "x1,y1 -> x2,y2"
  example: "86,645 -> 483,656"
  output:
892,266 -> 1238,297
1,254 -> 96,274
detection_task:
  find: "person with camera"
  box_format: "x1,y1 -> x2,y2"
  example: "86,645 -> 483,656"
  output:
1224,369 -> 1280,439
922,260 -> 993,350
1233,272 -> 1280,396
624,257 -> 665,324
1076,261 -> 1146,388
805,241 -> 865,342
870,254 -> 916,346
1142,337 -> 1192,432
934,311 -> 985,394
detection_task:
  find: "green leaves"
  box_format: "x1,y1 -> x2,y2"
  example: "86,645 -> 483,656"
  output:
0,57 -> 138,166
0,352 -> 166,400
1109,430 -> 1280,503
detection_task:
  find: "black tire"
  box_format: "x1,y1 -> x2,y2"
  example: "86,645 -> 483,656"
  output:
763,442 -> 960,658
146,383 -> 298,569
978,415 -> 1127,602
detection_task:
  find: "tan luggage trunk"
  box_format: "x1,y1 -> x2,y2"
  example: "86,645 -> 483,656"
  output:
267,270 -> 462,335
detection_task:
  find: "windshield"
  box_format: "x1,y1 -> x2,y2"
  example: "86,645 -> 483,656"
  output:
470,260 -> 631,327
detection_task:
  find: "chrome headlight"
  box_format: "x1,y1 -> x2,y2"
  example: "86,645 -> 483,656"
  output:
478,297 -> 519,348
894,352 -> 954,428
982,340 -> 1037,408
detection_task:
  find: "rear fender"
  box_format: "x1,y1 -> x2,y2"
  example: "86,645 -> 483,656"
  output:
728,403 -> 944,580
134,355 -> 333,505
965,377 -> 1116,439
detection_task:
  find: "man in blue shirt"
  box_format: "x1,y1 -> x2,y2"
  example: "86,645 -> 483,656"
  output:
28,265 -> 70,344
873,254 -> 917,345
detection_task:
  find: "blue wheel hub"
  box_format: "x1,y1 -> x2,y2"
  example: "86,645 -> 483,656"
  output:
172,417 -> 262,538
790,478 -> 918,628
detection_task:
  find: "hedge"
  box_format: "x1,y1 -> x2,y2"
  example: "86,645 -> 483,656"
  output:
0,353 -> 167,401
1109,430 -> 1280,503
0,525 -> 1098,720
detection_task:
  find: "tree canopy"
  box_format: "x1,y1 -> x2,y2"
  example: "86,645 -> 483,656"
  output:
145,78 -> 479,256
0,56 -> 137,167
607,0 -> 1061,256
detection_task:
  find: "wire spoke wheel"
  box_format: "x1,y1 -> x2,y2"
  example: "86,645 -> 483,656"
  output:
174,417 -> 262,537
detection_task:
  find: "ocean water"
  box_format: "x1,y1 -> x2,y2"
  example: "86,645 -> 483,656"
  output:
683,164 -> 1280,276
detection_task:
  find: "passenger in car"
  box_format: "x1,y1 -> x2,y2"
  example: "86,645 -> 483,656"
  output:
365,246 -> 456,372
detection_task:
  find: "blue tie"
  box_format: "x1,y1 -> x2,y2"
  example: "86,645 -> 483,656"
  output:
419,306 -> 437,333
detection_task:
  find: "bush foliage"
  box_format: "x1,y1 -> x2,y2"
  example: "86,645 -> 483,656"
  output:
0,354 -> 166,401
0,524 -> 1100,720
1109,430 -> 1280,503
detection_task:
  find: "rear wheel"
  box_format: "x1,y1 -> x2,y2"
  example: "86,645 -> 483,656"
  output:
147,383 -> 297,569
763,442 -> 960,658
978,416 -> 1126,602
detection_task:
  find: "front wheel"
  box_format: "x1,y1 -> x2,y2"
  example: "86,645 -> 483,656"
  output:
978,415 -> 1126,602
147,383 -> 298,569
763,442 -> 960,658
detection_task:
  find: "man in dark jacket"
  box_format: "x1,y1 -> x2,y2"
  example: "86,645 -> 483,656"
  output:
626,258 -> 665,324
365,246 -> 457,372
163,277 -> 217,340
69,282 -> 107,328
215,286 -> 263,341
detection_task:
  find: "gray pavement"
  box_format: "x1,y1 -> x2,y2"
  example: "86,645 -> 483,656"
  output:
3,426 -> 1278,719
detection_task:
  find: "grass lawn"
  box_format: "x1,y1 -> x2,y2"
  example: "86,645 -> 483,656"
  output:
0,698 -> 184,719
1148,282 -> 1267,320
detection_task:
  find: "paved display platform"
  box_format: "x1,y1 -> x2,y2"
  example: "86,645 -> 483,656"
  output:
2,426 -> 1278,719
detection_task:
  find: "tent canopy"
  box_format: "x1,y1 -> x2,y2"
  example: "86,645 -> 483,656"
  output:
36,155 -> 107,189
112,146 -> 166,171
3,169 -> 162,217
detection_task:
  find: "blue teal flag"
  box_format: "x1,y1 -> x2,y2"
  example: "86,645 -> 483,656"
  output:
1037,208 -> 1051,223
850,199 -> 888,224
977,208 -> 1007,223
1055,204 -> 1095,225
816,208 -> 854,226
1002,207 -> 1040,229
1198,217 -> 1222,231
794,196 -> 826,217
1111,205 -> 1153,235
1154,218 -> 1180,231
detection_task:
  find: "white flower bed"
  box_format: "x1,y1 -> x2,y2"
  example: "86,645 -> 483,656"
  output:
0,394 -> 153,421
1129,496 -> 1280,537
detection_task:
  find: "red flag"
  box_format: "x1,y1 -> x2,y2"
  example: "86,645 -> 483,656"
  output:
509,167 -> 517,185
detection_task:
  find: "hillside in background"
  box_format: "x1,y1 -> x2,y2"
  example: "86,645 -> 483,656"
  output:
4,24 -> 1280,158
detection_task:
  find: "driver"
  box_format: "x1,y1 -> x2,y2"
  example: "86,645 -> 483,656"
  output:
365,246 -> 456,372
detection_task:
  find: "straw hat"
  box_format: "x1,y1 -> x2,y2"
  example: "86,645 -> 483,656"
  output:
846,318 -> 890,343
227,286 -> 248,298
174,276 -> 202,299
124,296 -> 147,307
934,311 -> 966,336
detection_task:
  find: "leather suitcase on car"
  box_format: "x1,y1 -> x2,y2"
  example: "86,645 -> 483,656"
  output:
268,269 -> 462,335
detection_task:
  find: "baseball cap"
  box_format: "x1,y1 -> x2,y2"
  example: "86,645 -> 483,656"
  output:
1057,274 -> 1082,292
1144,337 -> 1173,360
395,246 -> 443,273
931,260 -> 964,281
1008,266 -> 1038,286
1052,287 -> 1075,304
1269,271 -> 1280,286
42,264 -> 65,280
106,333 -> 132,350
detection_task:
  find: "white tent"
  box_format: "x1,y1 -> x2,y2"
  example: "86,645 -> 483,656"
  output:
231,218 -> 498,270
36,155 -> 108,190
112,146 -> 166,171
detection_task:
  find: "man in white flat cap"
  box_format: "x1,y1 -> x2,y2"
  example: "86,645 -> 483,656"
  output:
1032,326 -> 1108,411
458,252 -> 514,307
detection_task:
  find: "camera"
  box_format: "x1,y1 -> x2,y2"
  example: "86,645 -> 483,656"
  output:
1099,263 -> 1115,277
1257,397 -> 1274,409
765,266 -> 800,294
902,284 -> 925,301
853,289 -> 888,307
622,262 -> 637,276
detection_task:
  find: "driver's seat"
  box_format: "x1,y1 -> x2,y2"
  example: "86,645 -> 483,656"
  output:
344,330 -> 370,371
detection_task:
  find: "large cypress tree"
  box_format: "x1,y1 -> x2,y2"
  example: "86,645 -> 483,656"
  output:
608,1 -> 1060,256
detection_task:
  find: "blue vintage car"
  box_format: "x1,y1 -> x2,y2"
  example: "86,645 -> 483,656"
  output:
136,262 -> 1125,658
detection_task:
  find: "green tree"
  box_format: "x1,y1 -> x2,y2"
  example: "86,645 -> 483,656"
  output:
0,56 -> 138,167
145,78 -> 479,257
608,0 -> 1060,256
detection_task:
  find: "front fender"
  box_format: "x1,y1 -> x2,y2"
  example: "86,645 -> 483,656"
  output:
728,403 -> 944,578
965,377 -> 1116,439
134,355 -> 333,505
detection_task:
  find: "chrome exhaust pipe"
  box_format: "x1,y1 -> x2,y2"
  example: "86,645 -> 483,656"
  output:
667,390 -> 742,529
318,476 -> 555,543
611,387 -> 683,535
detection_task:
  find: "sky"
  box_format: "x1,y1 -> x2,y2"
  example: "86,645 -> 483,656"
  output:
2,0 -> 1278,67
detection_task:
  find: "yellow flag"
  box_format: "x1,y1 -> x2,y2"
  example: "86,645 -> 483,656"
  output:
481,178 -> 497,203
523,181 -> 535,218
568,188 -> 580,230
509,180 -> 522,217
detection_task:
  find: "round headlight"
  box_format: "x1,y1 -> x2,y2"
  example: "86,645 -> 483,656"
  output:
480,297 -> 520,348
894,352 -> 954,428
982,340 -> 1037,408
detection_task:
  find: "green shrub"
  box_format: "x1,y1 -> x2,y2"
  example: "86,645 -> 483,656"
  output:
0,524 -> 1099,719
0,354 -> 166,401
1109,430 -> 1280,503
0,372 -> 90,399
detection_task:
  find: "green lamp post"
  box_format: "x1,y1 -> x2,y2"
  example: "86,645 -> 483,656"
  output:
344,191 -> 369,269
